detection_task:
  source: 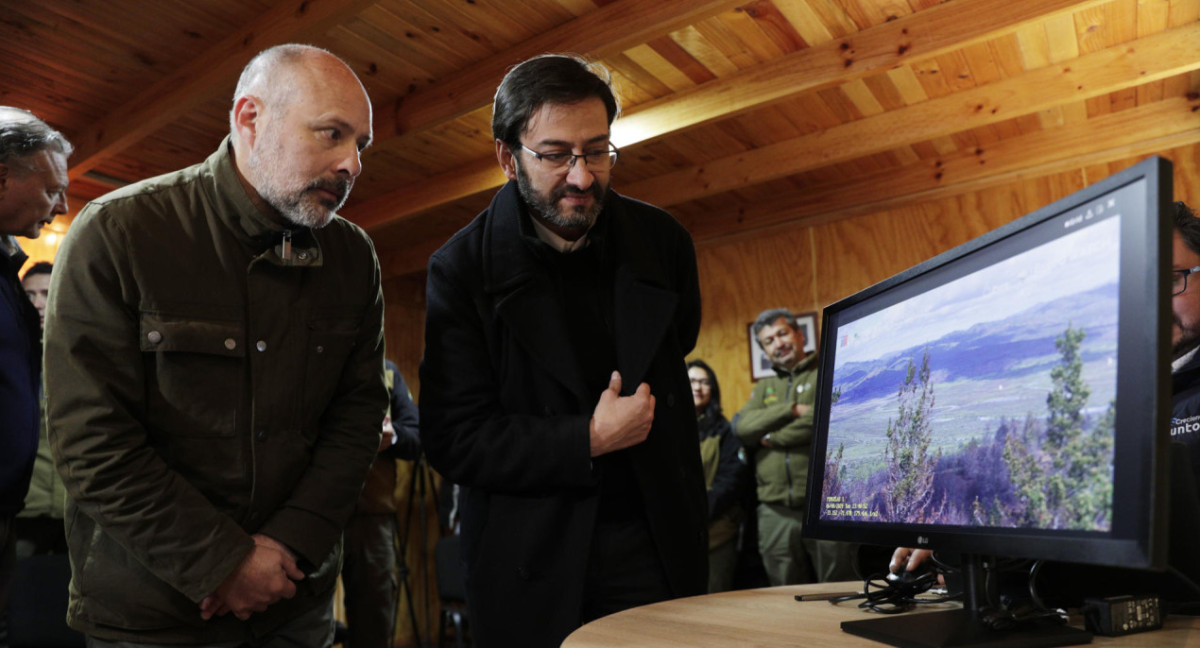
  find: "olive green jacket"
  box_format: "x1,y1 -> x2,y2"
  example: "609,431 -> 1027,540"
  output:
735,353 -> 818,508
44,139 -> 388,643
17,392 -> 65,520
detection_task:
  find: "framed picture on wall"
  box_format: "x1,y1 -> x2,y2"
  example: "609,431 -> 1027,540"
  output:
748,311 -> 819,380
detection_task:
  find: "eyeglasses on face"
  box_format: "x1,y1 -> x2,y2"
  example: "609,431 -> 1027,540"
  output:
519,143 -> 619,172
689,378 -> 711,387
1175,266 -> 1200,296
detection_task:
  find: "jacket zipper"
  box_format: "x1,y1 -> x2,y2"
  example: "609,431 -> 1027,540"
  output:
281,229 -> 293,261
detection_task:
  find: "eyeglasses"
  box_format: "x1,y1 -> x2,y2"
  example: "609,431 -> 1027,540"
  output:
1175,266 -> 1200,295
520,143 -> 619,172
689,378 -> 711,387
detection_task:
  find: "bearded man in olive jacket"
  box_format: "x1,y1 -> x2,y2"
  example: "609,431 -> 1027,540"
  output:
420,55 -> 707,648
44,45 -> 387,646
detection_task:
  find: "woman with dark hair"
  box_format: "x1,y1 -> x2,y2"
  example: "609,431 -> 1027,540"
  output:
688,359 -> 749,592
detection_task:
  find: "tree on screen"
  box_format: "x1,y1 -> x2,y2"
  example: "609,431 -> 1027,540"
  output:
1003,325 -> 1113,530
883,348 -> 941,522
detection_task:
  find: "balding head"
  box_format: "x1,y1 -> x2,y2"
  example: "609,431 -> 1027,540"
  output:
229,44 -> 373,229
229,44 -> 369,137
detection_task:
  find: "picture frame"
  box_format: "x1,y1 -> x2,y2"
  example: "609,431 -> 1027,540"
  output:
748,310 -> 819,380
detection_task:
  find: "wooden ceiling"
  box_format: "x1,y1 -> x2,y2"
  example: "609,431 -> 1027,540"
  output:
6,0 -> 1200,280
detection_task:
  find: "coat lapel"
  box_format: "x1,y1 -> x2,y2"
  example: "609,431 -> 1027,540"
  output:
608,193 -> 679,392
485,182 -> 591,406
612,267 -> 677,392
494,277 -> 591,406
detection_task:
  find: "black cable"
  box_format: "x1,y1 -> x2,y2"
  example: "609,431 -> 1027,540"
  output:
830,571 -> 957,615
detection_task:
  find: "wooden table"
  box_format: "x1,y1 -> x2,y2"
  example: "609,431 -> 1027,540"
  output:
562,583 -> 1200,647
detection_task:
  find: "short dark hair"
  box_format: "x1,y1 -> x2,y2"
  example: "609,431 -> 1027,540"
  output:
686,359 -> 723,419
0,107 -> 73,169
22,261 -> 52,282
491,54 -> 620,149
752,308 -> 800,340
1174,201 -> 1200,257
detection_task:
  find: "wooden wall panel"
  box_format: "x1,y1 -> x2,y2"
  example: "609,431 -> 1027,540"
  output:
690,229 -> 818,416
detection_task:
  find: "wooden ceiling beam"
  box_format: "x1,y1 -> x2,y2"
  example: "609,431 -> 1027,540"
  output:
66,0 -> 380,180
349,0 -> 1107,230
611,0 -> 1108,147
352,157 -> 505,229
382,0 -> 747,141
375,94 -> 1200,280
624,21 -> 1200,207
684,95 -> 1200,245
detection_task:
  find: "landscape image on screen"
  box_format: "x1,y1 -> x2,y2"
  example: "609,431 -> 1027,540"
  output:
821,213 -> 1120,533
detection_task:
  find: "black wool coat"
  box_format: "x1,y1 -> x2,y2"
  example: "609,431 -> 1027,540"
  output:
420,181 -> 708,647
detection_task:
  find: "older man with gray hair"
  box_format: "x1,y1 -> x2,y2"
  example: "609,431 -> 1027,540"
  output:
0,106 -> 70,612
45,44 -> 386,646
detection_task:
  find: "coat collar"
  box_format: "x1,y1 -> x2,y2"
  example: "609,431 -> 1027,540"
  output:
483,181 -> 679,400
772,351 -> 818,378
204,137 -> 323,268
0,236 -> 28,277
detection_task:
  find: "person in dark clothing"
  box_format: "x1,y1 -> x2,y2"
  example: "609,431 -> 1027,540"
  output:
419,54 -> 707,647
687,360 -> 748,593
15,261 -> 70,558
0,106 -> 70,614
340,359 -> 420,648
1169,202 -> 1200,486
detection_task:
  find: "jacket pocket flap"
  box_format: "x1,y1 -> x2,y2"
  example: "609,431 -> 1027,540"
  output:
140,312 -> 246,356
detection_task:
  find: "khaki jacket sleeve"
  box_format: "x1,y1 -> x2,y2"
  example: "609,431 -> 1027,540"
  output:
735,377 -> 814,448
45,208 -> 252,603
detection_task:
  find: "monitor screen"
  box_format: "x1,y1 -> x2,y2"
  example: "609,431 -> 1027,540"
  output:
804,156 -> 1173,572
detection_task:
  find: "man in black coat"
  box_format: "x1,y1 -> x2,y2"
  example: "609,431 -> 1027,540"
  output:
420,54 -> 707,647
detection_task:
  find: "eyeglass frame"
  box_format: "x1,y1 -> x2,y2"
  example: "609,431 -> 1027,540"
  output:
519,143 -> 619,172
1174,265 -> 1200,296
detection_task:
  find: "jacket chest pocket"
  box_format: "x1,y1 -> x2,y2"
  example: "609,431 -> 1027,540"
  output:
140,312 -> 245,438
303,314 -> 362,419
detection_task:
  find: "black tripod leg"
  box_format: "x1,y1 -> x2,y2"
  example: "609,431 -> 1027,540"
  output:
396,457 -> 424,648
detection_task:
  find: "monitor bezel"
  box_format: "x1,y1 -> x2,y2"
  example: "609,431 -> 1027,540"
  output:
802,156 -> 1173,570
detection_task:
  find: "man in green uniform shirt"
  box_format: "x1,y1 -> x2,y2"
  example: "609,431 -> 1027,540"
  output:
736,308 -> 857,586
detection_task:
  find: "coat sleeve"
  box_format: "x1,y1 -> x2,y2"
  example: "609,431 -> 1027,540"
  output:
45,208 -> 252,603
257,237 -> 388,567
419,250 -> 595,495
736,381 -> 789,445
675,225 -> 701,356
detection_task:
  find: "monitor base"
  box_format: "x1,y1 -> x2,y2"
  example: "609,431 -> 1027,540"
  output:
842,608 -> 1092,648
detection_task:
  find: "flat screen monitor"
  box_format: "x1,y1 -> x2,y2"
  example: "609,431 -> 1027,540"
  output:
802,156 -> 1173,647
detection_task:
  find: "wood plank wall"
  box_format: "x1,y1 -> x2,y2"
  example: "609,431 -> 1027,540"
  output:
378,141 -> 1200,646
696,142 -> 1200,414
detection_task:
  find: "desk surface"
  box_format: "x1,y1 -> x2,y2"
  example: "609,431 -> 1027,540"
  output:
562,583 -> 1200,647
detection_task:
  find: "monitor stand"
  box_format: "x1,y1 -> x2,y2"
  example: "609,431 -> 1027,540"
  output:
841,554 -> 1093,648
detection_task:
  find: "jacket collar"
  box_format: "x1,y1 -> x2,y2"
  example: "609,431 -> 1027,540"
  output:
205,137 -> 323,268
773,351 -> 818,378
0,236 -> 28,277
482,180 -> 680,400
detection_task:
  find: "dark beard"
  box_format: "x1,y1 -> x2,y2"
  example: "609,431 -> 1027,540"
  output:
1174,326 -> 1200,361
514,162 -> 606,240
